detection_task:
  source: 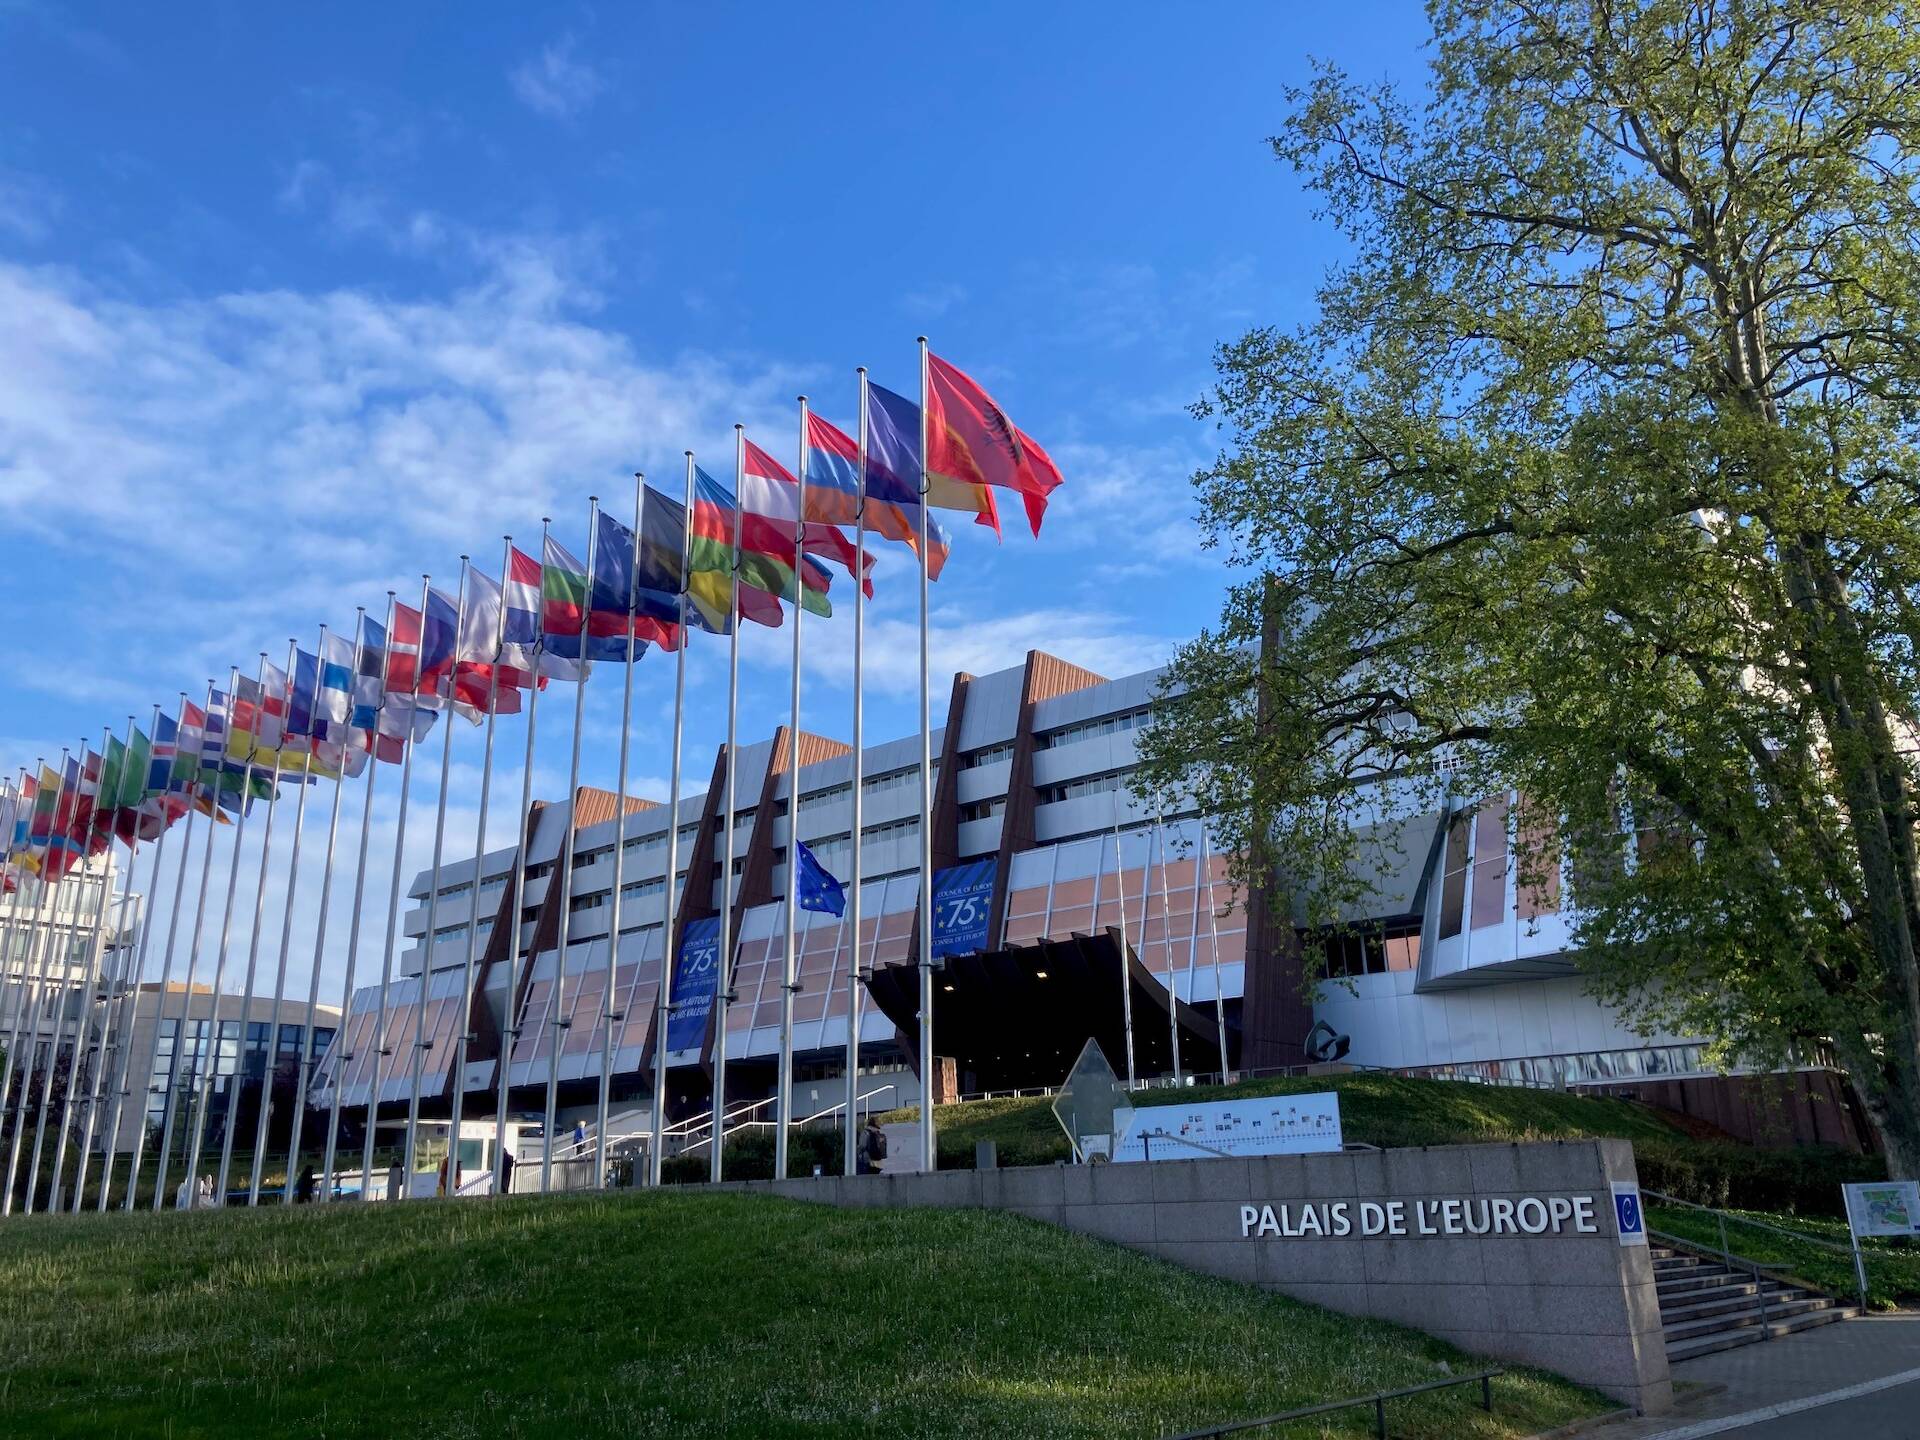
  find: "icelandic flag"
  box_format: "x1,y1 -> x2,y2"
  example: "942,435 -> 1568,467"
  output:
806,410 -> 950,580
865,380 -> 1000,536
794,839 -> 846,917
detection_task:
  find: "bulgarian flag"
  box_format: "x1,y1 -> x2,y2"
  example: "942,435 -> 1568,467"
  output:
926,352 -> 1063,537
740,438 -> 874,597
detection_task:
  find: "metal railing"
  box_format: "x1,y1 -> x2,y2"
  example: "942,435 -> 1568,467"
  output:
1644,1188 -> 1871,1312
1162,1369 -> 1501,1439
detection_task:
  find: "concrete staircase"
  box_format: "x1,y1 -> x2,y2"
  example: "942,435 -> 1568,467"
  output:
1653,1242 -> 1856,1361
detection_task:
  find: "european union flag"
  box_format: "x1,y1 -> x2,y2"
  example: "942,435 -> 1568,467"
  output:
795,840 -> 846,917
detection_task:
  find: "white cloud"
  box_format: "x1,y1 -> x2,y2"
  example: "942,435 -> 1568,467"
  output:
0,246 -> 808,714
510,34 -> 605,120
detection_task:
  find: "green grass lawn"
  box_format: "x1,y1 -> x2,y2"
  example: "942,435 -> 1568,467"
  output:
0,1190 -> 1610,1440
1648,1202 -> 1920,1312
880,1072 -> 1685,1170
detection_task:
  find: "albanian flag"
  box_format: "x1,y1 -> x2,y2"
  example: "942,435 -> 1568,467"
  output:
926,352 -> 1063,537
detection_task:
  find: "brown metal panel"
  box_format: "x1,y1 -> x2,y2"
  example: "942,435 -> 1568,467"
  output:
985,651 -> 1108,953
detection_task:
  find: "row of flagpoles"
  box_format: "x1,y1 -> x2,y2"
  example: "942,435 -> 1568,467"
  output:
0,340 -> 1062,1216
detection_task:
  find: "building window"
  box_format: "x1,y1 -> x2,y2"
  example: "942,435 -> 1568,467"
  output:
1470,797 -> 1509,930
1438,815 -> 1471,940
1039,772 -> 1126,805
1308,922 -> 1422,979
959,798 -> 1005,823
1038,709 -> 1149,749
961,743 -> 1015,769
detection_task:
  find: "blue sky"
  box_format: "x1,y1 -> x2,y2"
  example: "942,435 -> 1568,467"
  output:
1,4 -> 1428,988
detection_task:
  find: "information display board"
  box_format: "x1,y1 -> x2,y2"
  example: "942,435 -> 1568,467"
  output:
665,917 -> 721,1056
930,860 -> 996,959
1844,1180 -> 1920,1238
1111,1092 -> 1343,1163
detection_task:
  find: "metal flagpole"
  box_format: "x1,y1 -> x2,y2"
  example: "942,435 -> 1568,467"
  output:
1,752 -> 68,1214
1153,817 -> 1181,1083
915,337 -> 937,1173
205,657 -> 285,1202
362,582 -> 429,1200
650,458 -> 691,1189
1200,832 -> 1230,1079
710,432 -> 744,1186
26,737 -> 106,1214
285,623 -> 350,1203
151,685 -> 223,1211
323,607 -> 385,1202
320,609 -> 381,1200
183,663 -> 263,1203
0,764 -> 38,1169
596,480 -> 643,1188
775,398 -> 810,1181
51,722 -> 135,1208
494,533 -> 546,1199
845,371 -> 868,1175
248,642 -> 312,1205
84,710 -> 165,1210
1111,816 -> 1138,1089
446,541 -> 509,1199
403,565 -> 466,1195
542,501 -> 598,1195
130,690 -> 207,1210
0,768 -> 28,1056
1180,821 -> 1207,1082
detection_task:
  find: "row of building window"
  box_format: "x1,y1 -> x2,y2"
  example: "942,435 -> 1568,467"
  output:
1037,708 -> 1149,750
1038,771 -> 1128,806
1306,923 -> 1422,979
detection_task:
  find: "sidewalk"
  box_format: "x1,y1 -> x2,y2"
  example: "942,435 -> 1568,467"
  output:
1568,1315 -> 1920,1440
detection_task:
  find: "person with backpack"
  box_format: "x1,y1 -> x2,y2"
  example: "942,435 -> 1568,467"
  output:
857,1115 -> 888,1175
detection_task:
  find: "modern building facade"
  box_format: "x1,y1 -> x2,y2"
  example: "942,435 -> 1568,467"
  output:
313,648 -> 1720,1136
0,852 -> 139,1124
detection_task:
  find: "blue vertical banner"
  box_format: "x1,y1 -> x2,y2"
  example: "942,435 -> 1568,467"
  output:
666,916 -> 722,1056
930,860 -> 997,959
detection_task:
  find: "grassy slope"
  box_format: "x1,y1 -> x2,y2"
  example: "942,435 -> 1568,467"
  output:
880,1072 -> 1685,1169
0,1191 -> 1607,1440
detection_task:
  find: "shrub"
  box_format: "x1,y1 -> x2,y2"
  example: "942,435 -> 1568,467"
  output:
1632,1139 -> 1885,1216
662,1126 -> 845,1185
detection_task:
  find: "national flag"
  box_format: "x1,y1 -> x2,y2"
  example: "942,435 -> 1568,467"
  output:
353,613 -> 427,764
598,509 -> 684,652
805,410 -> 951,580
690,468 -> 833,627
287,649 -> 322,739
636,486 -> 696,631
541,532 -> 594,663
451,567 -> 535,719
235,664 -> 289,749
866,379 -> 1001,536
387,593 -> 458,703
794,840 -> 847,917
740,438 -> 875,597
926,352 -> 1063,537
500,544 -> 580,683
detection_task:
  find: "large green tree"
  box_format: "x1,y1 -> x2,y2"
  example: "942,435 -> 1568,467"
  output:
1139,0 -> 1920,1175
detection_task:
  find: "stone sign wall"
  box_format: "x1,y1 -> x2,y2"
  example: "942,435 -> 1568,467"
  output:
725,1137 -> 1671,1414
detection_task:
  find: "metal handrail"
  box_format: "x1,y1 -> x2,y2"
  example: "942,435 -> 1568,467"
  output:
1643,1188 -> 1871,1311
1162,1369 -> 1501,1440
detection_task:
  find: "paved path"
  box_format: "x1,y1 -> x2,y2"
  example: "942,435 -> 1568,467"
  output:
1578,1315 -> 1920,1440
